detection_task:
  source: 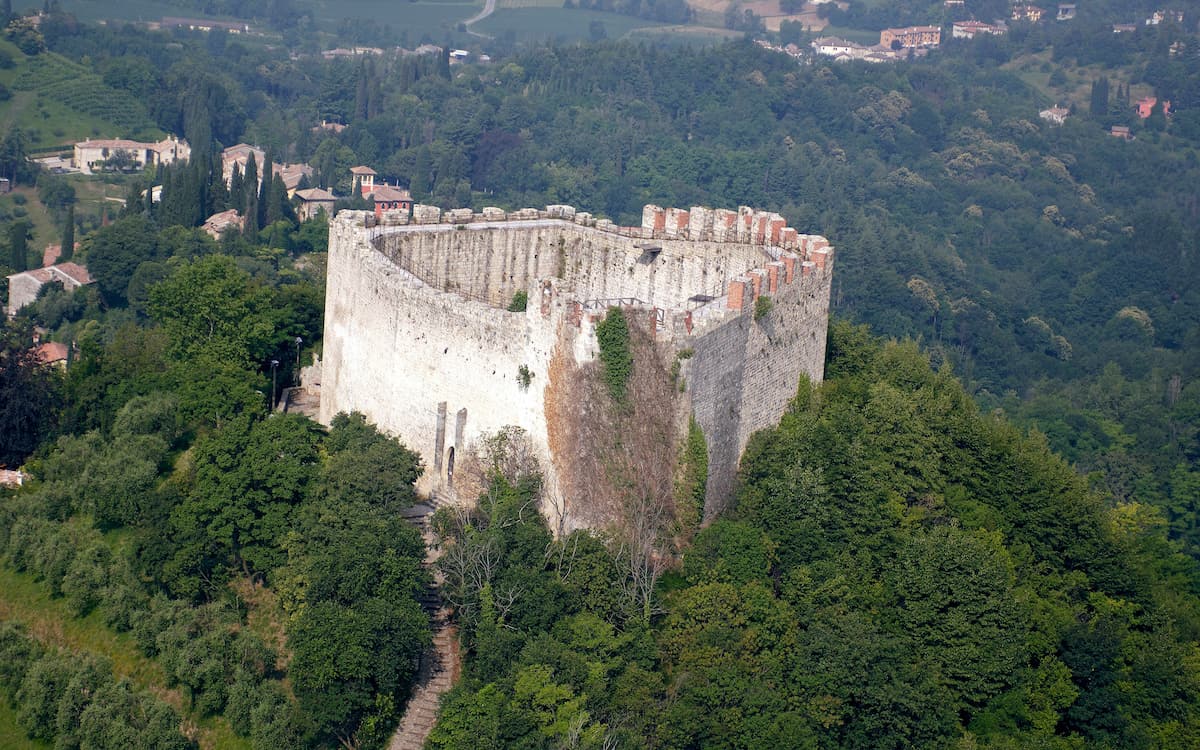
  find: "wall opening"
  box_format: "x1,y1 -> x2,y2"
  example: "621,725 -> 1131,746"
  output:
446,446 -> 455,485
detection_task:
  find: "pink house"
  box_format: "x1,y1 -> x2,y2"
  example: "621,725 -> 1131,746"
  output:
1136,96 -> 1171,119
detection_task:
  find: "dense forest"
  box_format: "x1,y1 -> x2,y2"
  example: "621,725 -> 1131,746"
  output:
2,2 -> 1200,748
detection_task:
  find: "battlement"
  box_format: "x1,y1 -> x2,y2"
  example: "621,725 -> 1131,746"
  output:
338,203 -> 832,320
323,203 -> 835,527
343,201 -> 832,253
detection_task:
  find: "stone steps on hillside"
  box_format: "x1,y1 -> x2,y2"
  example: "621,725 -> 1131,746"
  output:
388,491 -> 461,750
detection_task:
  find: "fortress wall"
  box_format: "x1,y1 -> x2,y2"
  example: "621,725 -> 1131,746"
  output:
684,255 -> 833,513
321,213 -> 561,495
323,205 -> 834,520
560,234 -> 770,309
377,224 -> 563,307
374,214 -> 774,313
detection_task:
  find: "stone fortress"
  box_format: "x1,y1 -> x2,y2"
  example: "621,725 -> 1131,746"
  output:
319,202 -> 834,529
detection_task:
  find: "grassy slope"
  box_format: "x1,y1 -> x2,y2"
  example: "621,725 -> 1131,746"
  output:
1002,50 -> 1155,113
311,0 -> 482,40
0,41 -> 163,150
476,7 -> 667,42
0,186 -> 57,251
0,567 -> 250,750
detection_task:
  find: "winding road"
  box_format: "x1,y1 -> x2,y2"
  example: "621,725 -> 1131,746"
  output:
464,0 -> 497,37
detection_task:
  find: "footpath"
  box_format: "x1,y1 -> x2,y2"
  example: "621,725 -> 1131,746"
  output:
388,493 -> 461,750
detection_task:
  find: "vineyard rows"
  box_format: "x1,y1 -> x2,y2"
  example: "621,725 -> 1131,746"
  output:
14,54 -> 155,132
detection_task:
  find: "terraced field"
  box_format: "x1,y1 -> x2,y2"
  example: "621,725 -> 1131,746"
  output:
12,54 -> 155,133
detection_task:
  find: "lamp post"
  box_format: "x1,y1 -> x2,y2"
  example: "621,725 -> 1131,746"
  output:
270,359 -> 279,411
294,336 -> 303,385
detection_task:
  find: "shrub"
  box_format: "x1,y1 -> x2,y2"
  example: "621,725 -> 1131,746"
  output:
596,307 -> 633,402
754,295 -> 774,321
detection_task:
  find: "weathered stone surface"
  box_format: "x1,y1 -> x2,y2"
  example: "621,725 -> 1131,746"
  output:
321,205 -> 834,526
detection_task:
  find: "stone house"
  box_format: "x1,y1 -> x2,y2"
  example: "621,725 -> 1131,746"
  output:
73,136 -> 190,175
295,187 -> 337,221
5,262 -> 94,316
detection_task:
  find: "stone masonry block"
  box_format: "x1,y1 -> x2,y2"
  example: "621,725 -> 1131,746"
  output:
727,278 -> 748,311
688,207 -> 712,240
546,204 -> 576,220
642,205 -> 665,234
768,216 -> 786,245
711,209 -> 738,242
380,209 -> 409,226
749,269 -> 766,297
767,261 -> 784,292
665,208 -> 690,238
737,206 -> 755,243
752,212 -> 770,244
781,253 -> 797,283
412,205 -> 441,224
481,207 -> 507,221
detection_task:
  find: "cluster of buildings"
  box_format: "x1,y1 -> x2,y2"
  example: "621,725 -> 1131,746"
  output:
72,136 -> 190,176
1038,94 -> 1172,138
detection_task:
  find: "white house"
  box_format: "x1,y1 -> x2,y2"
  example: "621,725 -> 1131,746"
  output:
1039,106 -> 1070,125
73,136 -> 190,175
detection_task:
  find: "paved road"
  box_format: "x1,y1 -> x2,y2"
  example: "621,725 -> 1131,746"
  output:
464,0 -> 496,37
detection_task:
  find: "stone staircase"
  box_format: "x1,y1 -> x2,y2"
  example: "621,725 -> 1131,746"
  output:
389,492 -> 460,750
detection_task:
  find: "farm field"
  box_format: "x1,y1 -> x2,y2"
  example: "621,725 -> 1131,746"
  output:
311,0 -> 482,41
625,24 -> 742,46
0,42 -> 162,151
475,7 -> 668,42
13,0 -> 182,23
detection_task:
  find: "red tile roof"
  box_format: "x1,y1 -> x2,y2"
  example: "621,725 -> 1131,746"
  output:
35,341 -> 69,364
53,262 -> 93,285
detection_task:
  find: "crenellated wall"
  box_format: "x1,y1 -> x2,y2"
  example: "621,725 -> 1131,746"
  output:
321,203 -> 834,527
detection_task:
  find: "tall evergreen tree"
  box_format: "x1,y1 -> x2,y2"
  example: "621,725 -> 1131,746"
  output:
8,220 -> 30,272
258,150 -> 274,231
1090,77 -> 1110,118
229,163 -> 244,214
264,173 -> 292,227
60,204 -> 74,262
243,154 -> 259,236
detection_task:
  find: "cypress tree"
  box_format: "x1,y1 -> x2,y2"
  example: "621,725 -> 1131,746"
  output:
1089,77 -> 1109,118
9,220 -> 29,272
229,162 -> 244,212
60,204 -> 74,261
259,150 -> 274,230
275,173 -> 294,224
243,154 -> 259,235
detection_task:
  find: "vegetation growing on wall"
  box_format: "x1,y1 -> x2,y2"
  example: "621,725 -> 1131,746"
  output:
506,290 -> 528,312
596,307 -> 633,403
753,294 -> 773,321
675,417 -> 708,534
